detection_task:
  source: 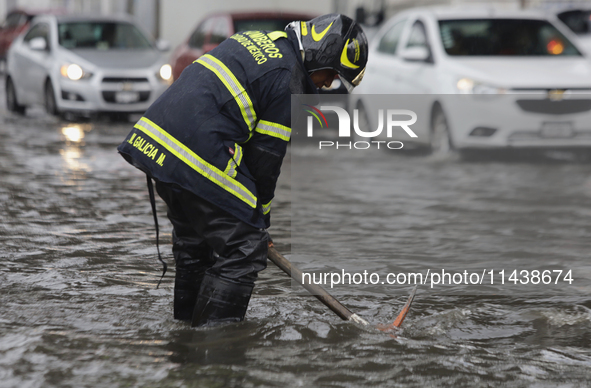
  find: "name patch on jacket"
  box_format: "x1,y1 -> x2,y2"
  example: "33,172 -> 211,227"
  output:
230,31 -> 283,65
127,133 -> 166,166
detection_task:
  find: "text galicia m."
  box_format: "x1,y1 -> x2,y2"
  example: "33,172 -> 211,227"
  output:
127,133 -> 166,166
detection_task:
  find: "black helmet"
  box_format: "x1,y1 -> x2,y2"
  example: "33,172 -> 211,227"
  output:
298,14 -> 368,92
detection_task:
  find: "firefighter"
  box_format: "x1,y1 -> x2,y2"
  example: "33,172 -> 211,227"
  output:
117,14 -> 368,327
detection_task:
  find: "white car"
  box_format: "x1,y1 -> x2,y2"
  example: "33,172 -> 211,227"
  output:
5,14 -> 172,118
351,7 -> 591,153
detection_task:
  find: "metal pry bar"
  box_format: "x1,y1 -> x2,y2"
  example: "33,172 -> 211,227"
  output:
267,242 -> 416,329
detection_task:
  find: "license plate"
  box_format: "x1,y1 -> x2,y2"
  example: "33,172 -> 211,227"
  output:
540,122 -> 574,138
115,91 -> 140,103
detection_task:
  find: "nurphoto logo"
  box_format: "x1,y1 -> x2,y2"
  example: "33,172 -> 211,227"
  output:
303,105 -> 419,150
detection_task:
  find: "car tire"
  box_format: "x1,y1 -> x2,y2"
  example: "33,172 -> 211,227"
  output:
430,107 -> 454,154
6,77 -> 26,115
44,80 -> 60,116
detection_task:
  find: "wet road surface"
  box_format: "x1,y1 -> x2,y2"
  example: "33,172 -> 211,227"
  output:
1,89 -> 591,387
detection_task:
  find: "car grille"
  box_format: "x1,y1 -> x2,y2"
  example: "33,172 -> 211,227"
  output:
102,77 -> 149,83
515,99 -> 591,115
100,77 -> 151,104
102,91 -> 150,103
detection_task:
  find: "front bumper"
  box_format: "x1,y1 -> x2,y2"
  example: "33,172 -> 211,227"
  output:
444,94 -> 591,149
55,67 -> 170,114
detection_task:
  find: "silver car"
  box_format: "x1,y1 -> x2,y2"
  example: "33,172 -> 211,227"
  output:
5,14 -> 172,117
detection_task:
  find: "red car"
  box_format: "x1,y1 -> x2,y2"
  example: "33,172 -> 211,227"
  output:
170,11 -> 314,81
0,9 -> 38,62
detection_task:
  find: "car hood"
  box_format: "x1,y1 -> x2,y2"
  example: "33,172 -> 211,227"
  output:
449,57 -> 591,89
68,49 -> 164,69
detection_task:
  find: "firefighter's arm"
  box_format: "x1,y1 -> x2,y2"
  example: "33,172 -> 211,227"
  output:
243,71 -> 291,227
242,133 -> 286,226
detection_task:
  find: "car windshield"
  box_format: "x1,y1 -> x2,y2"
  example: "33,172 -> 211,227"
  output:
58,21 -> 153,49
233,19 -> 294,32
439,19 -> 581,56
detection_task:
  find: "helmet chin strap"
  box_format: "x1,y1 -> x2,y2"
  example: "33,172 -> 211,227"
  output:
340,77 -> 355,93
286,21 -> 306,61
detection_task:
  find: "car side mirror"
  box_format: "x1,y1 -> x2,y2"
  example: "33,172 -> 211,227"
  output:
355,7 -> 366,25
400,46 -> 430,62
156,39 -> 171,51
29,37 -> 47,51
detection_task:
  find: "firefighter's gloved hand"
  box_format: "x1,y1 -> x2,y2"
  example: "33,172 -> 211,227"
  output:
266,229 -> 273,247
243,144 -> 282,201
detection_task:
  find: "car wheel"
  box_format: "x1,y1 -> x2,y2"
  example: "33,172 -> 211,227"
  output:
430,107 -> 454,154
45,80 -> 60,116
6,77 -> 26,115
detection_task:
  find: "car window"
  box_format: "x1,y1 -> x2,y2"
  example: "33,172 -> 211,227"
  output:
58,22 -> 153,49
23,23 -> 49,44
439,19 -> 581,56
406,20 -> 429,49
189,18 -> 214,48
210,17 -> 230,44
232,19 -> 295,32
377,19 -> 406,55
5,12 -> 22,28
557,10 -> 591,34
18,13 -> 30,26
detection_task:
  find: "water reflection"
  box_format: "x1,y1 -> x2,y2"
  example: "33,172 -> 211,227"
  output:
59,123 -> 93,185
62,125 -> 86,144
166,327 -> 251,365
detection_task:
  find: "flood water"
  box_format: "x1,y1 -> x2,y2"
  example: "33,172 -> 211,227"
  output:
1,94 -> 591,387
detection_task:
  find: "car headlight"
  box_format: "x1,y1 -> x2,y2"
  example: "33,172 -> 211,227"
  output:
158,64 -> 172,82
60,64 -> 92,80
456,78 -> 505,94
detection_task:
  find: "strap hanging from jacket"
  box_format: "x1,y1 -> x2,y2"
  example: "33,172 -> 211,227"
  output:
146,175 -> 167,288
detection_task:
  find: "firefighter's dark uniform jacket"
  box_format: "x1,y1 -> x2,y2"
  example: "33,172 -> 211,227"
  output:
118,29 -> 316,229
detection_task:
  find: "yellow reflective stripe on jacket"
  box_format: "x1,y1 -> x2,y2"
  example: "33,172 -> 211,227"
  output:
267,31 -> 287,41
195,54 -> 256,131
134,117 -> 257,208
224,143 -> 243,178
255,120 -> 291,141
262,200 -> 272,215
